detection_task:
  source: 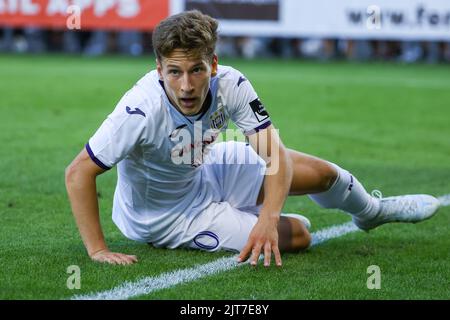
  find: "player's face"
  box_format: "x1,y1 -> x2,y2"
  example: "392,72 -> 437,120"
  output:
157,49 -> 218,116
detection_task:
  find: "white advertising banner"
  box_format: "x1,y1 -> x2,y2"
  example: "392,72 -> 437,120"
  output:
174,0 -> 450,40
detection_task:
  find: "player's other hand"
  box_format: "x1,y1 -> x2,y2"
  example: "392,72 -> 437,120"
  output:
90,249 -> 138,265
237,217 -> 281,267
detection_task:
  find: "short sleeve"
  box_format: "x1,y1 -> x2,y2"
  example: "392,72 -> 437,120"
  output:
86,90 -> 152,170
228,71 -> 272,136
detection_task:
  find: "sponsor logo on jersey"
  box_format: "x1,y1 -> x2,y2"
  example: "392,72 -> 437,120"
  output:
169,121 -> 220,168
126,106 -> 146,117
237,76 -> 247,87
169,124 -> 188,139
249,98 -> 269,123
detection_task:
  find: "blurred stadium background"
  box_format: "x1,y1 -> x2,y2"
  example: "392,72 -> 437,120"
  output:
1,0 -> 449,300
1,0 -> 450,63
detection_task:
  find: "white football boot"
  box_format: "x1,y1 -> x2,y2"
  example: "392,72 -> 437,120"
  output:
281,213 -> 311,230
352,190 -> 441,231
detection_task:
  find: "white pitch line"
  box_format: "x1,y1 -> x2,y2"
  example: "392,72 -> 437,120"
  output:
72,254 -> 244,300
72,221 -> 360,300
72,193 -> 450,300
310,221 -> 359,246
438,194 -> 450,207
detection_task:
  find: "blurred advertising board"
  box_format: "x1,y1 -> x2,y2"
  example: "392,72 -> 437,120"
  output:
0,0 -> 168,30
1,0 -> 449,40
176,0 -> 450,40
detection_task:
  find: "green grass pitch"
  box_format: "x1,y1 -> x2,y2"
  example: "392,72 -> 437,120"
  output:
0,54 -> 449,300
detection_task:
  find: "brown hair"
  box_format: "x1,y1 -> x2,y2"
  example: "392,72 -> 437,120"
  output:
152,10 -> 218,62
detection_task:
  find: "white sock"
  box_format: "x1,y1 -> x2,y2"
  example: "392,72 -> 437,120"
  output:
308,163 -> 380,219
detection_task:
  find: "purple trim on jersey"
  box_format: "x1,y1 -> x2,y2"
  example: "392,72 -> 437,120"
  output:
85,143 -> 111,171
245,120 -> 272,136
193,231 -> 220,250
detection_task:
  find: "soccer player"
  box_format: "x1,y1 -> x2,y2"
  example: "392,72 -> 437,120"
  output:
65,10 -> 441,267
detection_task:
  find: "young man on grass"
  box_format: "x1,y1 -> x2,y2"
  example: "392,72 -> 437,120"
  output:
65,10 -> 441,266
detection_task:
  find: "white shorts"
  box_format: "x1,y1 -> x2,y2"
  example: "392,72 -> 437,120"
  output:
182,141 -> 266,253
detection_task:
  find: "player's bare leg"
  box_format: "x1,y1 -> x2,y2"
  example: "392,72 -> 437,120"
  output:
256,150 -> 333,251
257,150 -> 338,202
258,149 -> 441,233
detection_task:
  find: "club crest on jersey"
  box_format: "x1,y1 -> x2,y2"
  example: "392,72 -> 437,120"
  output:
209,106 -> 226,130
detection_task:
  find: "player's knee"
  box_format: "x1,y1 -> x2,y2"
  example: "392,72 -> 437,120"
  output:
318,162 -> 338,192
279,216 -> 311,252
291,228 -> 311,251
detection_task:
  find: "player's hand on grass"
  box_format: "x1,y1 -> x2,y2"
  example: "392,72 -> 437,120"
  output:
237,217 -> 281,267
90,249 -> 138,265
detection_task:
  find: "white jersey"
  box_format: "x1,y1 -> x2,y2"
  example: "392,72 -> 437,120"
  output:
87,65 -> 272,245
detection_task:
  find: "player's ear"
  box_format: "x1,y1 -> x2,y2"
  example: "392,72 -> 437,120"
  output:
211,54 -> 218,77
156,58 -> 163,80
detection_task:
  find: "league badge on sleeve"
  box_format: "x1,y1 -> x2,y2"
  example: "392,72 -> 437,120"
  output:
249,98 -> 269,122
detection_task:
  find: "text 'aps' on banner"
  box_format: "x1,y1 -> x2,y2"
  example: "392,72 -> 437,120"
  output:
180,0 -> 450,41
0,0 -> 169,31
